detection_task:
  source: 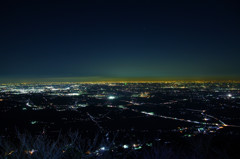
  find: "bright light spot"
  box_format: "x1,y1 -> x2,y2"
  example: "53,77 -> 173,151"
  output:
66,93 -> 79,96
123,145 -> 129,149
26,149 -> 37,155
8,150 -> 14,155
203,118 -> 209,121
147,112 -> 154,115
132,144 -> 142,150
100,147 -> 105,151
227,94 -> 232,97
31,121 -> 37,125
108,96 -> 115,100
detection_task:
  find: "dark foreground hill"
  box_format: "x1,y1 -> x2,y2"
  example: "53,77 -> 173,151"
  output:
1,130 -> 239,159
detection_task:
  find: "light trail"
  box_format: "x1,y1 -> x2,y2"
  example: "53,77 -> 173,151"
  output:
117,105 -> 228,132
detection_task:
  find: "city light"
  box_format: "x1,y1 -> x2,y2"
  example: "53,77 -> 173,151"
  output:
123,145 -> 129,149
108,96 -> 115,100
1,81 -> 240,158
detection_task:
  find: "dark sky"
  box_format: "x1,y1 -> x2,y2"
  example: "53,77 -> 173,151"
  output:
1,0 -> 240,81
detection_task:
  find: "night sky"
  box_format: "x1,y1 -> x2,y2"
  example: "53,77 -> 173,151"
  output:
1,0 -> 240,81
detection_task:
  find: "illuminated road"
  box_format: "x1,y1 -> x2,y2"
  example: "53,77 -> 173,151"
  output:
112,103 -> 232,133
